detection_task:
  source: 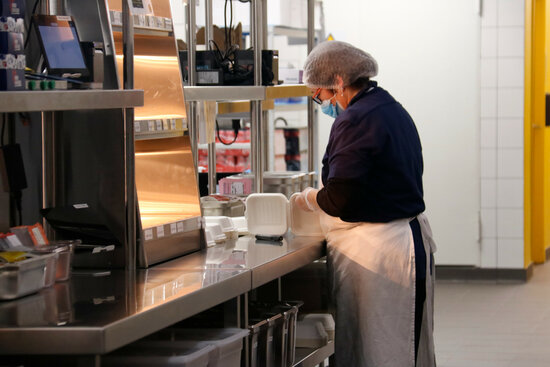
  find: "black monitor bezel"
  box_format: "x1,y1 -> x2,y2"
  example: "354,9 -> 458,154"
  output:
33,14 -> 89,77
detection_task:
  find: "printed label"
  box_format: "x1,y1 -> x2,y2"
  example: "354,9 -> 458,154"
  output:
177,221 -> 184,233
134,121 -> 141,132
156,225 -> 165,238
155,119 -> 163,131
73,203 -> 89,209
144,229 -> 153,241
171,119 -> 176,130
232,182 -> 244,195
31,227 -> 47,245
170,223 -> 177,235
147,120 -> 155,131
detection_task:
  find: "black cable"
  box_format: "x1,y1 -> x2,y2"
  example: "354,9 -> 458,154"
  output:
229,0 -> 233,48
24,0 -> 41,49
26,72 -> 84,84
1,114 -> 6,147
224,0 -> 229,51
13,191 -> 22,226
216,119 -> 239,146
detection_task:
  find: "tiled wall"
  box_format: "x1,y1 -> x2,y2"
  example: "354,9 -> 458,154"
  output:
480,0 -> 525,269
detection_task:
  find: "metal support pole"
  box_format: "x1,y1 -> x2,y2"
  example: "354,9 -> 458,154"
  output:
40,112 -> 53,234
205,0 -> 214,48
122,0 -> 136,270
251,0 -> 263,193
205,0 -> 217,194
187,0 -> 199,169
307,0 -> 316,174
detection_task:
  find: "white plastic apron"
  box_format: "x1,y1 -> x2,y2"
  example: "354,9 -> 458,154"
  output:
320,211 -> 436,367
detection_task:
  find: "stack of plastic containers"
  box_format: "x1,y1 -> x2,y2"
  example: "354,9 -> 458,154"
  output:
249,300 -> 303,367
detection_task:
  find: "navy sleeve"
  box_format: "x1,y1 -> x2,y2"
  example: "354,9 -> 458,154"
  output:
317,177 -> 361,217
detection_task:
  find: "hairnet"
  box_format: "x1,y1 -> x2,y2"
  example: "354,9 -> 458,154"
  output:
303,41 -> 378,89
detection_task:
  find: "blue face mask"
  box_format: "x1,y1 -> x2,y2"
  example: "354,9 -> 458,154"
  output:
320,95 -> 343,118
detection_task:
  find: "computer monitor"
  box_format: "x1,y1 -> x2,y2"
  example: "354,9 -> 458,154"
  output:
33,15 -> 89,77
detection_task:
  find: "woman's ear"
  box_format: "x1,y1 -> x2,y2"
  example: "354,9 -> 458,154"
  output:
335,75 -> 345,95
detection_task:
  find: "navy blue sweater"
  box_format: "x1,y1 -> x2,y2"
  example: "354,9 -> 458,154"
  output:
317,82 -> 425,223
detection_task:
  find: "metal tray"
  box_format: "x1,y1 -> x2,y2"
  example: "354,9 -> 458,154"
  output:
32,241 -> 76,282
0,253 -> 55,300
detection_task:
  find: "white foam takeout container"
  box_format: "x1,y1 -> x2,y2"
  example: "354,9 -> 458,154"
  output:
245,193 -> 323,237
204,216 -> 238,240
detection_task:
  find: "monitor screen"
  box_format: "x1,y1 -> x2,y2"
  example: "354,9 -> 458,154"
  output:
33,15 -> 89,76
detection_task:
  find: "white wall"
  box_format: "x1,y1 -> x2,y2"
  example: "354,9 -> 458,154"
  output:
479,0 -> 525,269
320,0 -> 482,265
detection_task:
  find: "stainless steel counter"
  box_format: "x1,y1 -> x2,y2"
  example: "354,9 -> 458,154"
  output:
0,234 -> 325,355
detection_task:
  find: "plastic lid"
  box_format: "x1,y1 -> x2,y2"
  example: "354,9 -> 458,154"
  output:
245,193 -> 289,236
289,193 -> 323,236
302,313 -> 335,331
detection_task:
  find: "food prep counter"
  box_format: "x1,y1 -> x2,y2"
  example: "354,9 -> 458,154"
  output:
0,234 -> 325,356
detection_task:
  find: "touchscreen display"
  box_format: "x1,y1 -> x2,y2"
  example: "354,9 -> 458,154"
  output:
34,15 -> 88,75
38,23 -> 86,70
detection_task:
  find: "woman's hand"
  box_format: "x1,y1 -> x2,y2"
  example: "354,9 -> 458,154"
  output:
294,193 -> 311,211
296,187 -> 320,212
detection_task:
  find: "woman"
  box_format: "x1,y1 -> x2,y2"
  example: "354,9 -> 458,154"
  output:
296,41 -> 437,367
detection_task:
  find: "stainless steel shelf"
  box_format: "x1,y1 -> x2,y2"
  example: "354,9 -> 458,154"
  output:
294,342 -> 334,367
155,234 -> 326,289
0,268 -> 251,355
0,89 -> 144,112
184,86 -> 266,102
183,85 -> 310,102
134,118 -> 187,140
112,24 -> 173,37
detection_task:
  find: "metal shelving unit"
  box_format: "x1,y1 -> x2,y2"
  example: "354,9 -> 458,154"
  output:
184,0 -> 316,195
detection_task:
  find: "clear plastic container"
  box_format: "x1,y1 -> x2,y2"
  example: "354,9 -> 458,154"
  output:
32,241 -> 76,282
103,341 -> 213,367
302,313 -> 335,341
166,328 -> 249,367
295,320 -> 328,348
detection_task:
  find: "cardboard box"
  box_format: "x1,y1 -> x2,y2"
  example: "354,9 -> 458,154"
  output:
0,31 -> 24,54
0,0 -> 25,18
